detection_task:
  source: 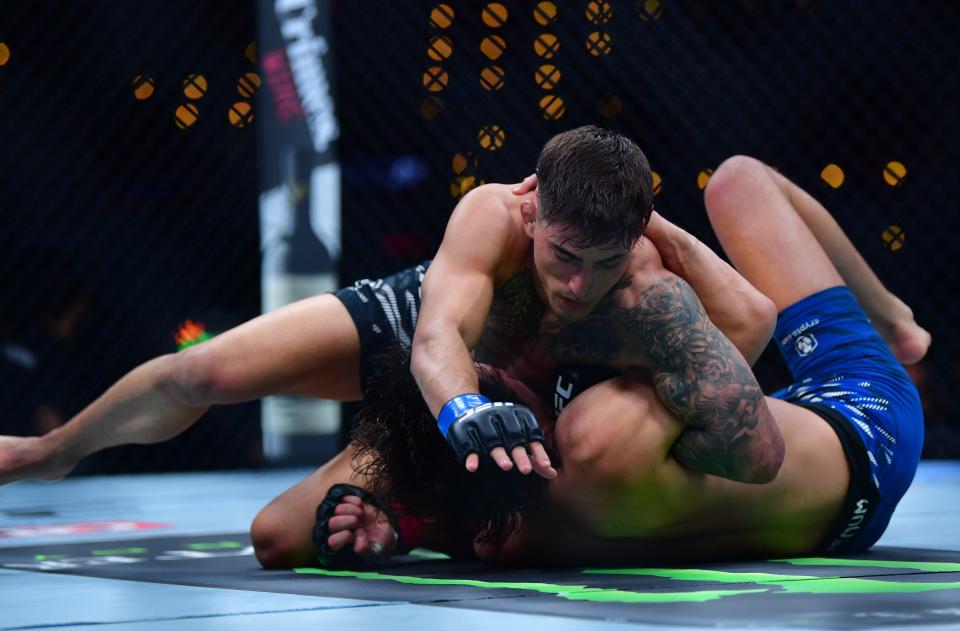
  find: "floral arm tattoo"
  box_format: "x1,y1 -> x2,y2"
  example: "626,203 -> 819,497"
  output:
619,276 -> 785,483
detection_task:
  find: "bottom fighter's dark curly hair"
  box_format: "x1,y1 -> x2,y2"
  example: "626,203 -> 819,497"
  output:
349,350 -> 553,546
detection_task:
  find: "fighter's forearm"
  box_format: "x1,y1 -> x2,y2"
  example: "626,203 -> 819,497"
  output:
646,213 -> 776,365
624,276 -> 785,483
410,327 -> 481,418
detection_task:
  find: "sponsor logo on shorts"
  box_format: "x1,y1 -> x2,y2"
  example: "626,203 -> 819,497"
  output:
780,318 -> 820,346
795,333 -> 819,357
828,498 -> 871,551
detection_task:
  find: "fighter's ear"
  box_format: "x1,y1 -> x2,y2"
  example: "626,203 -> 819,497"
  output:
520,199 -> 538,238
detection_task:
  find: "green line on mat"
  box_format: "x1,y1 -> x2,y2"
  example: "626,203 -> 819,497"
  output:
185,541 -> 244,551
773,557 -> 960,572
91,547 -> 147,556
585,568 -> 818,582
33,554 -> 68,561
294,567 -> 764,603
294,561 -> 960,603
584,567 -> 960,595
407,548 -> 452,560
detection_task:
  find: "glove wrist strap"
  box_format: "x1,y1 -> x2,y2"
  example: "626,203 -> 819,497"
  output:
438,393 -> 491,436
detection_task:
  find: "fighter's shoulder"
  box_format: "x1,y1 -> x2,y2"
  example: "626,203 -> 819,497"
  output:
437,184 -> 523,274
451,183 -> 514,222
445,183 -> 524,247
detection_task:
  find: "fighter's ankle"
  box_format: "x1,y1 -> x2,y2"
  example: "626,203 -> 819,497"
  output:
34,432 -> 76,480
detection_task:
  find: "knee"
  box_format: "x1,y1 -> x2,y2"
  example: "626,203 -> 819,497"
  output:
751,290 -> 779,341
250,506 -> 315,569
167,346 -> 224,406
703,155 -> 771,220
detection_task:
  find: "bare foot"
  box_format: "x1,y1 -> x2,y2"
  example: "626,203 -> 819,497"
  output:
882,319 -> 932,365
867,294 -> 931,366
0,435 -> 73,485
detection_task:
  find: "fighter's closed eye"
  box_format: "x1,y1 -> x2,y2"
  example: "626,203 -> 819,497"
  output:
554,247 -> 577,262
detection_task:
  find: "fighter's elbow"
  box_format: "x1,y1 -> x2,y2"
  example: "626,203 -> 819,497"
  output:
741,432 -> 785,484
746,292 -> 778,344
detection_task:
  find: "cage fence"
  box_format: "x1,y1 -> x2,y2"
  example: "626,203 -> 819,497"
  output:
0,0 -> 957,470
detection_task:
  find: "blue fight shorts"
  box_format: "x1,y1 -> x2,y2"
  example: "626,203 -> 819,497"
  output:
770,286 -> 923,553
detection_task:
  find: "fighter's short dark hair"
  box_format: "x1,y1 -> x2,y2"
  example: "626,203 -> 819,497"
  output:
536,125 -> 653,249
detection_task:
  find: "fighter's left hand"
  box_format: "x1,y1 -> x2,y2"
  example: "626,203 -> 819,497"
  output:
324,494 -> 398,564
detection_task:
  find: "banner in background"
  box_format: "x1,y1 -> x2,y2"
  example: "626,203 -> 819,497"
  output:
257,0 -> 341,464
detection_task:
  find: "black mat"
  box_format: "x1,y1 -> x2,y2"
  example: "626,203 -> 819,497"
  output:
3,533 -> 960,628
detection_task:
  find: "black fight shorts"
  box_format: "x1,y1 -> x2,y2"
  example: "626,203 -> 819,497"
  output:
334,262 -> 430,388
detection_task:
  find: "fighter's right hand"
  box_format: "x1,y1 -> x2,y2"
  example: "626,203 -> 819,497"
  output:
437,395 -> 555,479
511,172 -> 538,195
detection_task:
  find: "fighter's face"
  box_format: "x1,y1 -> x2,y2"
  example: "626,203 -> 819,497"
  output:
529,220 -> 632,322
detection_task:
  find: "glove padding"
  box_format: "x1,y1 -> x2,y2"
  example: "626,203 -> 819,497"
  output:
446,402 -> 546,465
312,483 -> 399,567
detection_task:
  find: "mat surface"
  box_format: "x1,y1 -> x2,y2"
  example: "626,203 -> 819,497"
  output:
1,464 -> 958,630
3,533 -> 960,628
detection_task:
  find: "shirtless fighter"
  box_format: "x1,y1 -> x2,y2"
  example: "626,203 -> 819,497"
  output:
0,127 -> 782,569
331,155 -> 930,566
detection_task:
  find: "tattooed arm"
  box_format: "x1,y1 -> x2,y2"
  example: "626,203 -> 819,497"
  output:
621,275 -> 785,483
642,211 -> 777,366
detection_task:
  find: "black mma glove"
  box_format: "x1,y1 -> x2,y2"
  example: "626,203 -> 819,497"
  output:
437,394 -> 546,465
312,483 -> 399,567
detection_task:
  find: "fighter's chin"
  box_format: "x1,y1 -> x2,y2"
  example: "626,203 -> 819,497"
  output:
551,299 -> 592,321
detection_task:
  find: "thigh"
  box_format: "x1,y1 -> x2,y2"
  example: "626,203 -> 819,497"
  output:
704,156 -> 844,312
182,293 -> 364,403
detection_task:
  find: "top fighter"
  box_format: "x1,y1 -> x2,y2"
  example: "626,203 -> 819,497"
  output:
0,127 -> 791,568
319,155 -> 930,567
0,125 -> 781,485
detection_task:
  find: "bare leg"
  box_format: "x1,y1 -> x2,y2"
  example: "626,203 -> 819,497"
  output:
704,156 -> 930,363
0,294 -> 363,485
766,168 -> 930,364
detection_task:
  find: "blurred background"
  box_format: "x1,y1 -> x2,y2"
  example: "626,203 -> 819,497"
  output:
1,0 -> 957,473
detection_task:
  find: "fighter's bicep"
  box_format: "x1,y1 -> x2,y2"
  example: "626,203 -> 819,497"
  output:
419,256 -> 495,348
416,187 -> 512,347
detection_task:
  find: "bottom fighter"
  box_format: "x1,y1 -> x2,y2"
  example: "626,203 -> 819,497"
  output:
313,155 -> 929,567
